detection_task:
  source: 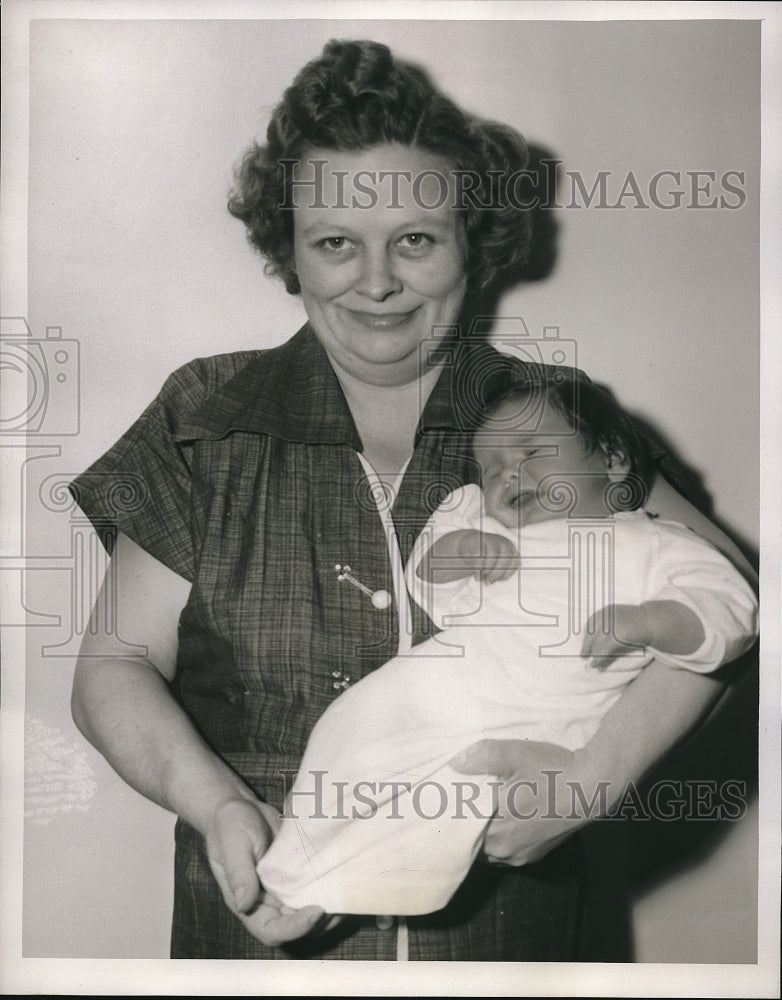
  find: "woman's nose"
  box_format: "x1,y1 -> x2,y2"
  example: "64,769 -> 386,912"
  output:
355,249 -> 402,301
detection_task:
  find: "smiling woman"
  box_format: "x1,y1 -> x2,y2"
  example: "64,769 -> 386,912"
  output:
290,147 -> 468,386
66,36 -> 758,963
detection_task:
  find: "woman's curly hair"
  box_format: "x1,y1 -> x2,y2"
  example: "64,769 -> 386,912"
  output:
227,39 -> 533,298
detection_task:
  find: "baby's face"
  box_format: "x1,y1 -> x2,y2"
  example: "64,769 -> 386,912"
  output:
474,398 -> 616,529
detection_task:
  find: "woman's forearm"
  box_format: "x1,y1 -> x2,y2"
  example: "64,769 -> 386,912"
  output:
72,656 -> 257,836
579,474 -> 757,796
577,475 -> 756,803
576,658 -> 726,808
70,532 -> 257,835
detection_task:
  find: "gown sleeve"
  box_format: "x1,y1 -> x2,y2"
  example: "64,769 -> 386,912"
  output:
642,519 -> 759,672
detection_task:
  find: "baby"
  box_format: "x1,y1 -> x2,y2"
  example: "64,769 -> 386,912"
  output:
257,376 -> 758,916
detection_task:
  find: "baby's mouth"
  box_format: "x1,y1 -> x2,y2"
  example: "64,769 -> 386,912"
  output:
507,490 -> 531,508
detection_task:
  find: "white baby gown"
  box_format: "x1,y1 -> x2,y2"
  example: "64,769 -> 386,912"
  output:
257,486 -> 757,915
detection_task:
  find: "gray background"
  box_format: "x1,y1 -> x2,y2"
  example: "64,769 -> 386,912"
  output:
17,13 -> 762,974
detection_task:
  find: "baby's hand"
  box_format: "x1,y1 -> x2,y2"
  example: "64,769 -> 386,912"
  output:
472,533 -> 519,584
419,530 -> 518,584
581,603 -> 650,668
581,600 -> 706,669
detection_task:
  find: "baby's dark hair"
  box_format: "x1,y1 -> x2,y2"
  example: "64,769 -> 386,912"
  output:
482,373 -> 650,507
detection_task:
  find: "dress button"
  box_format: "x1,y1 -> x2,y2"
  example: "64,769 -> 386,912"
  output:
375,915 -> 395,930
371,589 -> 392,610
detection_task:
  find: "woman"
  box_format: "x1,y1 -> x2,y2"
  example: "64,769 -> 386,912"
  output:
70,39 -> 755,961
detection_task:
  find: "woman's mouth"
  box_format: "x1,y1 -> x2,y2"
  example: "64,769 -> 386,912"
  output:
345,307 -> 419,330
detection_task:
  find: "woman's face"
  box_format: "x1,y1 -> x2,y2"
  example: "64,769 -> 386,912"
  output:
292,144 -> 468,386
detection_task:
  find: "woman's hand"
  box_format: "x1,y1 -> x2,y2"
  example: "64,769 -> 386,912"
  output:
74,535 -> 343,950
206,797 -> 340,946
451,739 -> 588,866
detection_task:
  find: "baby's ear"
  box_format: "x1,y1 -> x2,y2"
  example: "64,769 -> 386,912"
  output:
600,440 -> 632,481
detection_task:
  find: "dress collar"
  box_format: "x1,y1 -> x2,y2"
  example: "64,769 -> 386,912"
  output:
172,323 -> 518,446
172,324 -> 361,447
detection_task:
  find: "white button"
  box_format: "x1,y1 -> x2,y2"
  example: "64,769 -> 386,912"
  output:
371,589 -> 392,610
375,914 -> 395,930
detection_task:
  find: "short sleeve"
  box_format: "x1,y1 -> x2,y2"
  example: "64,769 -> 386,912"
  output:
68,362 -> 209,581
644,520 -> 758,672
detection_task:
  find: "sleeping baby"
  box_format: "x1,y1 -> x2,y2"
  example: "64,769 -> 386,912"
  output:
257,375 -> 758,916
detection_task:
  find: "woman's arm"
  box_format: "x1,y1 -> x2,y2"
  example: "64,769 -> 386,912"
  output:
72,532 -> 326,944
453,478 -> 756,864
646,474 -> 758,589
455,659 -> 726,865
72,533 -> 251,830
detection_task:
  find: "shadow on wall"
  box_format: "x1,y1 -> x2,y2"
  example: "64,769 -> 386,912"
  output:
577,418 -> 759,963
631,414 -> 759,578
578,650 -> 759,962
487,150 -> 761,962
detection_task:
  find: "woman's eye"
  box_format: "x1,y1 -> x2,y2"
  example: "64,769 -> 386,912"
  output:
398,232 -> 433,250
318,237 -> 352,251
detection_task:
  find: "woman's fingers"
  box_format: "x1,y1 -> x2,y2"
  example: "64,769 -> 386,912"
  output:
206,798 -> 339,946
210,856 -> 256,915
318,913 -> 344,934
450,739 -> 584,865
483,822 -> 574,866
450,738 -> 558,778
206,798 -> 277,913
449,738 -> 513,776
244,898 -> 343,946
241,901 -> 327,947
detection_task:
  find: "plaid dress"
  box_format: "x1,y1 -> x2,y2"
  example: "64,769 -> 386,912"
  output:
71,324 -> 585,960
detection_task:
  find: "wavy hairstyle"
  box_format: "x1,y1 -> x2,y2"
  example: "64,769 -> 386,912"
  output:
227,39 -> 532,298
